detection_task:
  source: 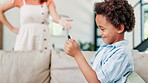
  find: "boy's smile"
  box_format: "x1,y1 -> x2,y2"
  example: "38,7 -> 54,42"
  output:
95,15 -> 124,44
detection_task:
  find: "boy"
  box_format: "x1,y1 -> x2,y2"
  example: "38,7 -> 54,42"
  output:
64,0 -> 135,83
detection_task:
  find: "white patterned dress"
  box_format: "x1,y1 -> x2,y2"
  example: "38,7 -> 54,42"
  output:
13,0 -> 52,51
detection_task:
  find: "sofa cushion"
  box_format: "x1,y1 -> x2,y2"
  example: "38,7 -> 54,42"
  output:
132,50 -> 148,83
50,50 -> 95,83
125,72 -> 145,83
0,50 -> 51,83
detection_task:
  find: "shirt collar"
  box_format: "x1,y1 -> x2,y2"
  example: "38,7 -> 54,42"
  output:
100,40 -> 128,48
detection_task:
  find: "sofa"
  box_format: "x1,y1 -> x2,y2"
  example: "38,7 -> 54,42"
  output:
0,50 -> 147,83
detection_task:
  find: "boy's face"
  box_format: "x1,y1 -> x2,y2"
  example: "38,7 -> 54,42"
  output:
95,14 -> 124,44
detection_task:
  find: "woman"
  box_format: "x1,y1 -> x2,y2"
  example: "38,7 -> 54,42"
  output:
0,0 -> 72,51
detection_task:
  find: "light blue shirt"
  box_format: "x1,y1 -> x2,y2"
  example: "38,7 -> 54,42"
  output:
90,40 -> 134,83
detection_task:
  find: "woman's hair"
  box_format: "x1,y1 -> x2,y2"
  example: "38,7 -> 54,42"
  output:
40,0 -> 47,3
94,0 -> 135,32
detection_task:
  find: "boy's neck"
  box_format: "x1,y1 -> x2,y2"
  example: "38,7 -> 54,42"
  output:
112,33 -> 124,44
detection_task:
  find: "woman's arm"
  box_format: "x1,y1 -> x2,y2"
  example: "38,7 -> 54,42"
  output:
49,5 -> 73,29
48,5 -> 61,23
0,0 -> 19,34
64,39 -> 101,83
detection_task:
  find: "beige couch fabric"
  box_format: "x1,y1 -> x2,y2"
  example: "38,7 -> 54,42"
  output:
132,50 -> 148,83
0,50 -> 147,83
50,50 -> 95,83
0,50 -> 51,83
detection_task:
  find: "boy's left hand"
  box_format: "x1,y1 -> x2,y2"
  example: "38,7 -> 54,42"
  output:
64,39 -> 81,57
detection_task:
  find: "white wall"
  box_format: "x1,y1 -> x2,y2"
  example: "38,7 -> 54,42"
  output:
125,0 -> 141,49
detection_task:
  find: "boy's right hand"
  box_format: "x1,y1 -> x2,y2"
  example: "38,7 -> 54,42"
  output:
10,27 -> 19,34
64,39 -> 81,58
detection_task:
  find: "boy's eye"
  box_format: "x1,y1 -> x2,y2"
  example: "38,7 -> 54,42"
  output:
101,28 -> 104,31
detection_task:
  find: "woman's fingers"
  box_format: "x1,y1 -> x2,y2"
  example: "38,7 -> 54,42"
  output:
66,18 -> 73,21
60,18 -> 72,29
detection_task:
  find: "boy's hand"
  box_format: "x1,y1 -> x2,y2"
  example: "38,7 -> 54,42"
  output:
64,39 -> 81,58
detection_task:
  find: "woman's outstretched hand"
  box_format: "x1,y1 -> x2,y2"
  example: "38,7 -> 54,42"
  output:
59,18 -> 73,29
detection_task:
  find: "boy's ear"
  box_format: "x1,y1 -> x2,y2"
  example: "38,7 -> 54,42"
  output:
117,24 -> 125,33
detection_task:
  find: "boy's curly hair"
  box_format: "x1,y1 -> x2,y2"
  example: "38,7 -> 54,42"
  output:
94,0 -> 135,32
